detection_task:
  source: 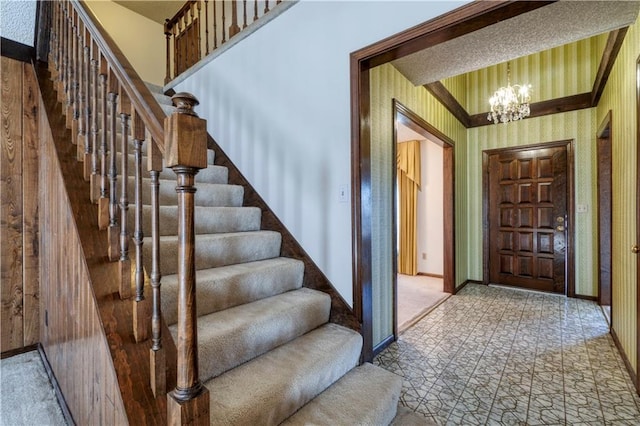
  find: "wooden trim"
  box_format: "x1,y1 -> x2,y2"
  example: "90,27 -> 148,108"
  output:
206,134 -> 360,333
424,81 -> 470,127
636,55 -> 640,395
417,272 -> 444,279
0,343 -> 39,360
38,344 -> 75,426
392,100 -> 456,341
596,111 -> 612,309
573,294 -> 597,302
372,334 -> 395,358
469,93 -> 593,128
355,1 -> 555,69
611,326 -> 638,391
1,37 -> 35,63
482,140 -> 575,296
591,28 -> 629,106
351,1 -> 555,362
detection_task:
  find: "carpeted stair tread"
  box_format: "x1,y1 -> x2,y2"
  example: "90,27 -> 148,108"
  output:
136,205 -> 261,237
205,323 -> 362,426
170,288 -> 331,382
127,177 -> 243,207
160,257 -> 304,325
154,231 -> 282,276
116,152 -> 224,183
281,362 -> 402,426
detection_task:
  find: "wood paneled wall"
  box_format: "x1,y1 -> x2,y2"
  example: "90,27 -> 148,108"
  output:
0,56 -> 39,352
38,90 -> 128,424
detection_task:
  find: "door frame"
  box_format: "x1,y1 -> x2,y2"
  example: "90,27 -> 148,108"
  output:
596,111 -> 613,311
482,139 -> 575,296
635,55 -> 640,394
391,100 -> 455,343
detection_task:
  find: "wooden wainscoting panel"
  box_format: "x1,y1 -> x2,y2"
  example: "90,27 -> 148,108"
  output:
39,84 -> 128,426
22,62 -> 40,346
1,56 -> 25,352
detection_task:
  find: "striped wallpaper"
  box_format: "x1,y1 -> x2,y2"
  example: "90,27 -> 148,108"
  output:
596,21 -> 639,372
369,63 -> 466,347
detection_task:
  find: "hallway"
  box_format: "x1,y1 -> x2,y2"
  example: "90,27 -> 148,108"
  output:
375,284 -> 640,425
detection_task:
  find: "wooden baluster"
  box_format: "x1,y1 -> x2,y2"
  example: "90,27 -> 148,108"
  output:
76,21 -> 86,163
213,0 -> 218,49
276,0 -> 281,4
166,93 -> 210,425
48,2 -> 58,75
229,1 -> 240,38
107,69 -> 120,262
253,0 -> 258,22
65,8 -> 74,128
204,0 -> 210,55
71,12 -> 79,144
118,88 -> 132,300
243,0 -> 247,29
165,20 -> 172,85
132,110 -> 150,343
189,7 -> 195,68
57,4 -> 66,102
82,29 -> 92,175
221,0 -> 226,44
90,42 -> 100,202
98,56 -> 109,229
264,0 -> 270,14
149,137 -> 165,397
196,2 -> 202,61
173,25 -> 178,80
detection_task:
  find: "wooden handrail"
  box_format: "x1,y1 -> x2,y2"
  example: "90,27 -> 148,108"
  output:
72,0 -> 166,153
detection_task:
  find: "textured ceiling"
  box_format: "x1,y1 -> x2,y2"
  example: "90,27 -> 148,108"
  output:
113,1 -> 184,24
392,1 -> 640,85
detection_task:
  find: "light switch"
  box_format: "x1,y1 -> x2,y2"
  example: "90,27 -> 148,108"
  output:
338,185 -> 348,203
577,204 -> 588,213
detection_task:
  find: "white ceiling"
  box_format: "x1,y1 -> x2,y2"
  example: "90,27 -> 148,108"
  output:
396,123 -> 426,143
392,1 -> 640,85
113,1 -> 184,25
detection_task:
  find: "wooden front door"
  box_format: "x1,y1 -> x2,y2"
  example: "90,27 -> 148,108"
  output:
487,143 -> 570,294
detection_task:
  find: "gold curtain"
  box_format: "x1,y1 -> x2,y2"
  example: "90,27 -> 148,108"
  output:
397,140 -> 421,276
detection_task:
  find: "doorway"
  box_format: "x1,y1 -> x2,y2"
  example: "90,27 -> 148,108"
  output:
392,100 -> 454,339
483,140 -> 575,295
597,112 -> 613,325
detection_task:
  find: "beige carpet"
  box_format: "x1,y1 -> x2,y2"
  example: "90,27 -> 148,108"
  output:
397,274 -> 449,333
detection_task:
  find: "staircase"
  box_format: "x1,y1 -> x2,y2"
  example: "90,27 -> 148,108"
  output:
122,85 -> 405,424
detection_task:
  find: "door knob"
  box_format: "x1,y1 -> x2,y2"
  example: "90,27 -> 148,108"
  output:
556,226 -> 565,232
633,245 -> 640,254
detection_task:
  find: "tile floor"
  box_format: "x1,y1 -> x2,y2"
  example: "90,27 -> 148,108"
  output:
375,284 -> 640,425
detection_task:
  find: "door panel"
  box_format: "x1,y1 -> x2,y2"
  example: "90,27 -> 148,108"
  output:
488,146 -> 568,293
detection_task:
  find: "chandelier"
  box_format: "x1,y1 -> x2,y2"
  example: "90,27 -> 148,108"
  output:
487,62 -> 532,124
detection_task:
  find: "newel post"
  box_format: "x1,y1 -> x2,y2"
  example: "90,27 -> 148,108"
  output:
165,93 -> 210,425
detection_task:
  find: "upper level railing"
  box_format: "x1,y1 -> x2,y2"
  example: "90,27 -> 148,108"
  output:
47,0 -> 210,422
164,0 -> 286,83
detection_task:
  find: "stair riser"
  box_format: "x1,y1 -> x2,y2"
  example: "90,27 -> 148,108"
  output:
125,177 -> 244,207
115,153 -> 225,183
160,258 -> 304,325
149,232 -> 282,276
172,289 -> 331,382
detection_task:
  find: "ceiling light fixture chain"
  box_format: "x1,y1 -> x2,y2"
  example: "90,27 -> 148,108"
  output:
488,62 -> 532,124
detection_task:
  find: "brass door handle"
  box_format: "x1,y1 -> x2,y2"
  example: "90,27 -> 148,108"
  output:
633,245 -> 640,254
556,226 -> 565,232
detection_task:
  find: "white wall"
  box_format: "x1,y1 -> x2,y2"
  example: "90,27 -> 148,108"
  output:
175,0 -> 467,306
0,0 -> 37,46
416,139 -> 444,275
85,0 -> 165,85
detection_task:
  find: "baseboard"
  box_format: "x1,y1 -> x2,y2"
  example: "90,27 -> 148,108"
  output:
574,294 -> 597,301
417,272 -> 444,279
1,37 -> 35,63
610,327 -> 639,394
0,343 -> 39,360
372,334 -> 396,358
37,344 -> 76,425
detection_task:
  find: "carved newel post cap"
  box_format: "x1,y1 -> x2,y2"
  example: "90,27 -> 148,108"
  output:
172,92 -> 200,117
